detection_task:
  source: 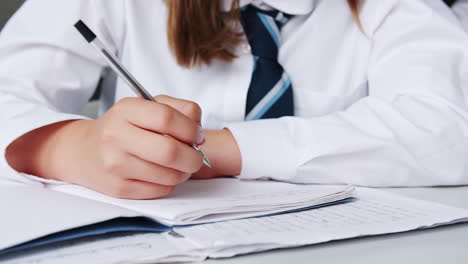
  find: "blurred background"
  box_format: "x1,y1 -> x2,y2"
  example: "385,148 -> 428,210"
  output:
1,0 -> 24,30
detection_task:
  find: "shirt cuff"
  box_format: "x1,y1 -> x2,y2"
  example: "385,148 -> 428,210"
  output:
225,118 -> 299,181
0,109 -> 90,185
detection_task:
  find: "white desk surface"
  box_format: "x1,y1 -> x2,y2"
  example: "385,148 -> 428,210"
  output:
205,187 -> 468,264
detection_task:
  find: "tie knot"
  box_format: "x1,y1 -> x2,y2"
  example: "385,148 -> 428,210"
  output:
245,5 -> 292,27
240,5 -> 293,59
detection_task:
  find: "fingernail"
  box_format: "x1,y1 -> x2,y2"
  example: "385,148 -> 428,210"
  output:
196,126 -> 206,145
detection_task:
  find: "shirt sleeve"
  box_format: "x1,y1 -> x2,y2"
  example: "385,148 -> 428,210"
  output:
226,0 -> 468,187
0,0 -> 125,185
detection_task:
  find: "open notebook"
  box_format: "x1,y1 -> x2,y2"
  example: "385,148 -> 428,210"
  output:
0,178 -> 354,255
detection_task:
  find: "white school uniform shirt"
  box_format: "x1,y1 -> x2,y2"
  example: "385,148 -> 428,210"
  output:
1,0 -> 468,187
453,0 -> 468,30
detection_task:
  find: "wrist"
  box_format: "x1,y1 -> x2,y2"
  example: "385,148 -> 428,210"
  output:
45,120 -> 95,182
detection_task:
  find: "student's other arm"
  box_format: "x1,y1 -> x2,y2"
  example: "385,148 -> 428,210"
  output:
221,0 -> 468,187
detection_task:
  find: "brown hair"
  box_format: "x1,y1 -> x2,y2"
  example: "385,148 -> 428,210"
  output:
167,0 -> 361,68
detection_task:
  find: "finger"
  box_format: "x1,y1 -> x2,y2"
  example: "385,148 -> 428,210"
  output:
154,95 -> 202,124
116,122 -> 204,173
116,154 -> 191,186
115,97 -> 202,145
107,179 -> 175,200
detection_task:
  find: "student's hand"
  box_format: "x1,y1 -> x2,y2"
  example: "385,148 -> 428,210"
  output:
192,129 -> 242,179
6,95 -> 205,199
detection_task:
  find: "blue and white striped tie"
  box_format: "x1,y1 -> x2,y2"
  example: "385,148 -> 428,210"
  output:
241,5 -> 294,120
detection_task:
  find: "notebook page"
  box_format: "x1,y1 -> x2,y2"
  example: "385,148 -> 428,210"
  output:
174,187 -> 468,258
50,178 -> 353,225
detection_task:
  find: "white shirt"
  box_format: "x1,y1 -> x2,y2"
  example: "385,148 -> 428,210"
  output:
1,0 -> 468,187
453,0 -> 468,30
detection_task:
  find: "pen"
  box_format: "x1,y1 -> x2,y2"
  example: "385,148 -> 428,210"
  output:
74,20 -> 212,168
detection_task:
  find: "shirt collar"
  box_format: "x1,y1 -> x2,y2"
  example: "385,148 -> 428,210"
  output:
223,0 -> 316,15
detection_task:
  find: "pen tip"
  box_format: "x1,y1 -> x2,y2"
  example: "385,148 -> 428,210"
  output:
203,157 -> 213,168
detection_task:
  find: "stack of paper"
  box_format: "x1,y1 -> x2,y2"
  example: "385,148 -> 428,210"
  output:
0,178 -> 354,254
173,187 -> 468,259
50,178 -> 355,225
2,187 -> 467,264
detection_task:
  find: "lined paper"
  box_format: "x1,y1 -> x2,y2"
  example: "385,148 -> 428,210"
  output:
175,188 -> 468,258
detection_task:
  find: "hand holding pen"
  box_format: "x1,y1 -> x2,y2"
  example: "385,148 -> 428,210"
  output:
74,20 -> 212,168
50,20 -> 213,199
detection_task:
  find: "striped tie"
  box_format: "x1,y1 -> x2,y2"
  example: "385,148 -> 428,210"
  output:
241,5 -> 294,120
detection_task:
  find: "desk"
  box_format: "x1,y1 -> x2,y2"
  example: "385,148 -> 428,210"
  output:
206,187 -> 468,264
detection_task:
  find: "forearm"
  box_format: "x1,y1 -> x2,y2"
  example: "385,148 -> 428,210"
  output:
5,120 -> 91,182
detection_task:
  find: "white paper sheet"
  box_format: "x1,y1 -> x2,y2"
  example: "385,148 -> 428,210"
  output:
0,233 -> 203,264
3,188 -> 468,263
174,187 -> 468,258
0,186 -> 139,251
50,178 -> 354,225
